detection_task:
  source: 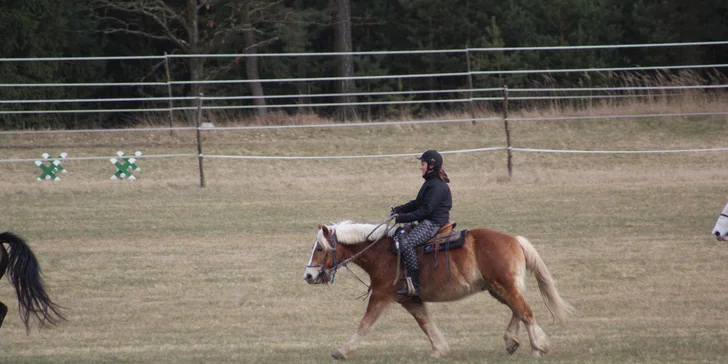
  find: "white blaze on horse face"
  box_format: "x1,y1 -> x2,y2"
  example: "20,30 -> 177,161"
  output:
303,241 -> 318,282
306,241 -> 317,266
713,203 -> 728,241
304,240 -> 323,283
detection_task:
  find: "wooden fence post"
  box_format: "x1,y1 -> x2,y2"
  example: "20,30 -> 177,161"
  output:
466,48 -> 476,125
164,52 -> 174,136
502,85 -> 513,177
196,93 -> 206,187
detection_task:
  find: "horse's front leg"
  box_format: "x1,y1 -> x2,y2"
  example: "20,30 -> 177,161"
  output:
401,299 -> 451,358
332,292 -> 391,360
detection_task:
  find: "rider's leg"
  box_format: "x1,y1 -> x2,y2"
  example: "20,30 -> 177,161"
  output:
397,220 -> 440,296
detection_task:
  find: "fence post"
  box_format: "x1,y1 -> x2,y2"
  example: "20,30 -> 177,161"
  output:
196,93 -> 206,188
502,85 -> 513,177
164,52 -> 175,136
466,48 -> 476,125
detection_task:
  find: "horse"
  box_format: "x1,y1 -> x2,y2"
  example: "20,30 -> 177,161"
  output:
303,221 -> 574,359
713,203 -> 728,240
0,232 -> 66,332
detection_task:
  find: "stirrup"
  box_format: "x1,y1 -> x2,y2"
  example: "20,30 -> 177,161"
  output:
397,277 -> 419,296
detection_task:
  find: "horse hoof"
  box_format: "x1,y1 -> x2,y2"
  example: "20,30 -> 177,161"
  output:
506,342 -> 519,355
531,350 -> 542,358
331,349 -> 348,360
430,349 -> 450,358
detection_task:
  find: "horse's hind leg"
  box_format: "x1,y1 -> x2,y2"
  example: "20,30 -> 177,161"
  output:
524,318 -> 549,357
484,285 -> 526,355
401,299 -> 450,358
332,292 -> 391,360
489,280 -> 549,357
504,312 -> 520,354
505,291 -> 550,357
0,301 -> 7,329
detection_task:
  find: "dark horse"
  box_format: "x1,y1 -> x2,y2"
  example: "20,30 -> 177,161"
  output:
0,232 -> 65,332
304,221 -> 574,359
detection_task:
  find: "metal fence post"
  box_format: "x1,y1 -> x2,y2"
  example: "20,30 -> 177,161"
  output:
196,93 -> 206,187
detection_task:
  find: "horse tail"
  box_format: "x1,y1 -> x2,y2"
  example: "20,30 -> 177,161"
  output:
0,232 -> 66,332
516,236 -> 575,325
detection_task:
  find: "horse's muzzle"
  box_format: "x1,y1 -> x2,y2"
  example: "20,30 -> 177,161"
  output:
714,231 -> 727,241
303,269 -> 323,284
303,268 -> 329,284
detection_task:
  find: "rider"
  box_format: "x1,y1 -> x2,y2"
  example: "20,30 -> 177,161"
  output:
390,150 -> 452,296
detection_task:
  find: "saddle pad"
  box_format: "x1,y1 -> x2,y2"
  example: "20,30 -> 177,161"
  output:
419,229 -> 468,255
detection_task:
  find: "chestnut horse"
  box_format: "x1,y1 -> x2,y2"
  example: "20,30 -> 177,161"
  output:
0,232 -> 65,332
303,221 -> 574,359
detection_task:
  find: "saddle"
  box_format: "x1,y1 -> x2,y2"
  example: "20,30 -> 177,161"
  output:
390,221 -> 467,256
390,221 -> 468,284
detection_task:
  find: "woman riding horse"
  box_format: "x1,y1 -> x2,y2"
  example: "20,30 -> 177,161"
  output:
390,149 -> 452,297
304,220 -> 574,359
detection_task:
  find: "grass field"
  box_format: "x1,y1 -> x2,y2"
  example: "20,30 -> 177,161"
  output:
1,111 -> 728,363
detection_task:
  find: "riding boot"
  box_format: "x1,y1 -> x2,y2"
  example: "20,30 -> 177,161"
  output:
397,269 -> 420,296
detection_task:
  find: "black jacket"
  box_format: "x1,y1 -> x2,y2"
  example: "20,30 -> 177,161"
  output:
393,171 -> 452,226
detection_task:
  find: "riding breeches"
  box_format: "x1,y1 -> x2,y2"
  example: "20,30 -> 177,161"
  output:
400,220 -> 440,273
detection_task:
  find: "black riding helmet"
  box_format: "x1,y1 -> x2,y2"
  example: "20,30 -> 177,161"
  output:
417,150 -> 443,170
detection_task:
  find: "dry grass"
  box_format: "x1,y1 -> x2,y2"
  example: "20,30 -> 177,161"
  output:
1,98 -> 728,363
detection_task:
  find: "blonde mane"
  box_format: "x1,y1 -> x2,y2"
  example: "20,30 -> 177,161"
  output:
316,220 -> 395,251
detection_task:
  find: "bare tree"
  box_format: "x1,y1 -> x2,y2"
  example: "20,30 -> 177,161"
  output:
91,0 -> 278,120
332,0 -> 357,121
187,0 -> 202,102
240,1 -> 266,117
293,0 -> 309,114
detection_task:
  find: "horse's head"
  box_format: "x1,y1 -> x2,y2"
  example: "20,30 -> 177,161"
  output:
303,224 -> 339,284
713,203 -> 728,241
303,221 -> 395,284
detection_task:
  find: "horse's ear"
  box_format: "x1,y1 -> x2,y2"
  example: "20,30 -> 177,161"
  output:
319,224 -> 330,237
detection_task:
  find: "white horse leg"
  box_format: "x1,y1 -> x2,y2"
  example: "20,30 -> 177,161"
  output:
524,321 -> 550,357
504,312 -> 521,355
401,300 -> 451,358
332,294 -> 390,360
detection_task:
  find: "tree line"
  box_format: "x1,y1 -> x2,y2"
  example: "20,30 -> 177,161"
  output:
1,0 -> 727,129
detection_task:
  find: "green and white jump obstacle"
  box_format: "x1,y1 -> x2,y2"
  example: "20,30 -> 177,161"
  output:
35,153 -> 68,181
110,151 -> 142,180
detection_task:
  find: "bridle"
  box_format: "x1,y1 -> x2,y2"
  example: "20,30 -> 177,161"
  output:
306,230 -> 342,284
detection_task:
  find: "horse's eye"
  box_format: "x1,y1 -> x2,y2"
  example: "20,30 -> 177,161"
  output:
315,245 -> 323,252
